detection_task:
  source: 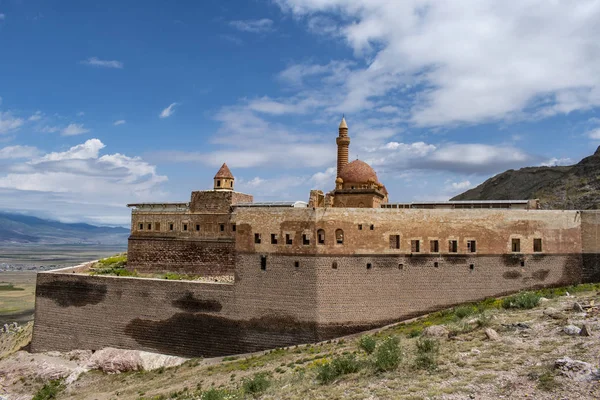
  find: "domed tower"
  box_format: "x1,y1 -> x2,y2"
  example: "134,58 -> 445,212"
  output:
336,117 -> 350,178
214,163 -> 234,190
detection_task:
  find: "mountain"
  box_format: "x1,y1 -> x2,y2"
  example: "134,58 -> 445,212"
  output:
0,213 -> 130,245
451,147 -> 600,210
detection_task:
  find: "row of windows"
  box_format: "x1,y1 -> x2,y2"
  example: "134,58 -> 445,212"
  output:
258,256 -> 479,271
137,222 -> 236,233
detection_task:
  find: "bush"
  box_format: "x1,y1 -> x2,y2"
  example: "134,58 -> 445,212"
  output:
201,388 -> 236,400
33,380 -> 64,400
374,336 -> 402,372
454,305 -> 476,319
414,338 -> 440,371
502,292 -> 541,310
316,354 -> 362,384
358,335 -> 377,354
242,372 -> 270,395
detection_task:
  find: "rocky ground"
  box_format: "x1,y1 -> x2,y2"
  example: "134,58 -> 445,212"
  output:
1,287 -> 599,399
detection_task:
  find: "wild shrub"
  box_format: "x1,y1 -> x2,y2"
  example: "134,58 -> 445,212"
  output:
316,362 -> 338,384
373,336 -> 402,372
474,312 -> 492,328
501,292 -> 541,310
454,305 -> 476,319
358,335 -> 377,354
414,338 -> 440,371
33,379 -> 64,400
316,354 -> 362,384
407,329 -> 422,338
201,388 -> 237,400
242,372 -> 270,395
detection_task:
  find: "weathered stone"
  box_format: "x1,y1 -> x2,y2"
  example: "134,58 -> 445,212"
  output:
85,347 -> 187,373
423,325 -> 449,338
484,328 -> 500,341
573,302 -> 585,312
563,324 -> 582,335
580,323 -> 592,337
554,357 -> 595,381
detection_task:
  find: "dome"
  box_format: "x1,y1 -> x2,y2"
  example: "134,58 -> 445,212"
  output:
339,160 -> 379,184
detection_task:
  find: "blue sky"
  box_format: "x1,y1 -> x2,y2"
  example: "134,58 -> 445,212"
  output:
1,0 -> 600,225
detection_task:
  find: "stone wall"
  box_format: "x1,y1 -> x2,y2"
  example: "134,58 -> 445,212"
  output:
127,237 -> 235,275
581,211 -> 600,283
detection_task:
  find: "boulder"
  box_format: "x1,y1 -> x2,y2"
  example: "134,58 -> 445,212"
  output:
85,347 -> 187,373
563,325 -> 582,335
422,325 -> 449,338
573,302 -> 585,313
554,357 -> 596,381
484,328 -> 500,341
580,323 -> 592,337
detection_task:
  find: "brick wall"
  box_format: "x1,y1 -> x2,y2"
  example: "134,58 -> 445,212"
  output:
127,237 -> 235,275
581,211 -> 600,283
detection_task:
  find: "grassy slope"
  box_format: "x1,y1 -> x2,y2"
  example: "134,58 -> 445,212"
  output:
40,284 -> 600,400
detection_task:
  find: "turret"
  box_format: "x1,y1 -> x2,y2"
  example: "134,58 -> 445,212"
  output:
214,163 -> 234,190
336,117 -> 350,178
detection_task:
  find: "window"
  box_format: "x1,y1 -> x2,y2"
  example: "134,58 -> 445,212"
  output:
220,224 -> 225,232
260,255 -> 267,270
370,224 -> 374,230
217,180 -> 221,187
390,235 -> 400,249
232,224 -> 236,232
430,240 -> 439,253
332,261 -> 338,269
398,263 -> 404,270
469,264 -> 474,271
230,181 -> 233,187
366,263 -> 372,270
155,222 -> 160,231
434,261 -> 439,268
467,240 -> 476,253
139,223 -> 143,230
534,238 -> 542,252
512,238 -> 521,252
183,224 -> 188,231
358,224 -> 363,230
169,223 -> 174,231
271,234 -> 278,244
196,224 -> 200,231
520,260 -> 525,267
286,233 -> 293,245
302,234 -> 310,245
317,229 -> 325,245
411,240 -> 420,253
448,240 -> 458,253
294,261 -> 300,268
335,229 -> 344,244
254,233 -> 261,244
147,223 -> 152,230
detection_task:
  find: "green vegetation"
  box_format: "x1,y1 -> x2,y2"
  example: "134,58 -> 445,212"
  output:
373,336 -> 402,372
414,338 -> 440,371
501,292 -> 541,309
453,305 -> 476,319
358,334 -> 377,354
32,379 -> 64,400
316,353 -> 362,384
89,253 -> 136,277
0,282 -> 24,291
241,372 -> 271,395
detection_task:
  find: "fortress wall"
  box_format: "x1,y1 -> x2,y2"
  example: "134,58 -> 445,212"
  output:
314,253 -> 581,327
581,211 -> 600,282
127,237 -> 235,275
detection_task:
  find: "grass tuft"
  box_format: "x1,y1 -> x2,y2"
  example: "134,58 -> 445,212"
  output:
373,336 -> 402,372
358,335 -> 377,354
414,338 -> 440,371
501,292 -> 541,309
32,379 -> 64,400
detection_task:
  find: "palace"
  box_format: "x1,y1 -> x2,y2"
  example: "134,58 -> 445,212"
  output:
31,118 -> 600,358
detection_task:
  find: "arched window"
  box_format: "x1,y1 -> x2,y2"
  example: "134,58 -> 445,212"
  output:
335,229 -> 344,244
317,229 -> 325,245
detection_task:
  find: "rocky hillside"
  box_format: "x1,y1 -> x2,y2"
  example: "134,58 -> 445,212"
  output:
0,212 -> 129,245
452,147 -> 600,209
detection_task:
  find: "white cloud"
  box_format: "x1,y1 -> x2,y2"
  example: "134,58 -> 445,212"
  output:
41,125 -> 60,133
588,128 -> 600,140
450,180 -> 472,191
0,139 -> 167,225
276,0 -> 600,126
229,18 -> 274,33
81,57 -> 123,69
77,111 -> 85,116
113,119 -> 126,126
0,13 -> 4,21
159,103 -> 178,118
28,111 -> 43,121
309,167 -> 336,188
61,123 -> 90,136
0,112 -> 24,134
539,157 -> 573,167
0,145 -> 40,159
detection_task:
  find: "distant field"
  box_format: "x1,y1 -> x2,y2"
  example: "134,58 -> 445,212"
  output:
0,245 -> 126,325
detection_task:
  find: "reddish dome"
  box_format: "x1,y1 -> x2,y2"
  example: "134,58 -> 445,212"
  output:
339,160 -> 379,183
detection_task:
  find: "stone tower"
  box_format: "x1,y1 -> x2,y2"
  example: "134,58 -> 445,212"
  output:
336,117 -> 350,178
214,163 -> 234,190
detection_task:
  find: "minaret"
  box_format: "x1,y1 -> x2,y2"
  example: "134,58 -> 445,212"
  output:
214,163 -> 234,190
336,117 -> 350,178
